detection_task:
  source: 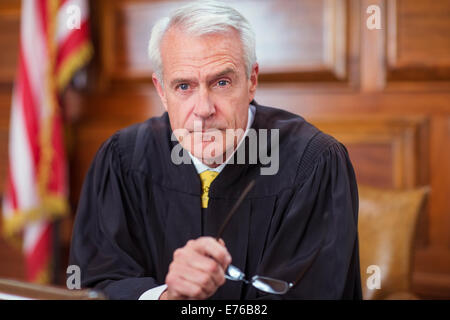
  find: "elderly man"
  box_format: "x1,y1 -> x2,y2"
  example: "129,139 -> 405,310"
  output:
70,1 -> 362,300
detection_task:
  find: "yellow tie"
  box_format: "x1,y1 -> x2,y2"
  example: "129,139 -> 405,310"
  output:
199,170 -> 219,208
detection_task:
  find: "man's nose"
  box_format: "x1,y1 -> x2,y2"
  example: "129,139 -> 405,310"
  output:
193,87 -> 215,119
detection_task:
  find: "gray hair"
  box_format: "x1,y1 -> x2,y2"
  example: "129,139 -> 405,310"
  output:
148,0 -> 257,82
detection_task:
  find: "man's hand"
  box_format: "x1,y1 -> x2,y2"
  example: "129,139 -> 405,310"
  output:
160,237 -> 232,300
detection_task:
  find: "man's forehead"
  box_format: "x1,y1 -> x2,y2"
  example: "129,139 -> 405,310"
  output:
160,27 -> 245,80
161,26 -> 242,57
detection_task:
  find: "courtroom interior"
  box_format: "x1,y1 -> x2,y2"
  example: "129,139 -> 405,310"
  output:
0,0 -> 449,300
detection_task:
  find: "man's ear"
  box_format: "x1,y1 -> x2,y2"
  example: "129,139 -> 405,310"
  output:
152,73 -> 168,111
248,63 -> 259,102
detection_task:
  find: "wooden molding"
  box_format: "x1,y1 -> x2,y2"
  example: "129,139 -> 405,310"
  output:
310,116 -> 428,189
386,0 -> 450,82
360,0 -> 386,92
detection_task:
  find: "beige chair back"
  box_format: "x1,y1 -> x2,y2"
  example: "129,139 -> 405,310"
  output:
358,185 -> 429,300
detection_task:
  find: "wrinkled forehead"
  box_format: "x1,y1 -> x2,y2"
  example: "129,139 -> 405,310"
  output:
160,26 -> 246,72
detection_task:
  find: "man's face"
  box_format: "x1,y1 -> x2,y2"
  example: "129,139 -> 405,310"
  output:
153,26 -> 258,165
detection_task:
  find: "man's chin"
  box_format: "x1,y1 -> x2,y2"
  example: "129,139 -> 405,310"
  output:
188,143 -> 227,166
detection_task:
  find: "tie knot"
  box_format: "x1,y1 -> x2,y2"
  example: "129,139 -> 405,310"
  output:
199,170 -> 219,187
199,170 -> 219,208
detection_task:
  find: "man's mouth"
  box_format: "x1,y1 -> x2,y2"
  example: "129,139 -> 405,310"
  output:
189,129 -> 223,142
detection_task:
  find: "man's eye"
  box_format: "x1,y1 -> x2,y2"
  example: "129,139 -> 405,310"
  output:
217,80 -> 230,87
178,83 -> 189,91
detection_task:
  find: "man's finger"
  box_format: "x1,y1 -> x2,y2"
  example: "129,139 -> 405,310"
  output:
189,237 -> 232,269
167,271 -> 211,299
173,263 -> 218,295
182,250 -> 226,287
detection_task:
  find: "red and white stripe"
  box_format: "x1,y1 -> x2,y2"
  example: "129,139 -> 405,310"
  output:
2,0 -> 91,283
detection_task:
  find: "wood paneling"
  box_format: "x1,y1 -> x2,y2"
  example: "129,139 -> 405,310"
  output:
0,1 -> 20,85
387,0 -> 450,81
360,0 -> 386,91
311,116 -> 427,189
99,0 -> 349,83
0,92 -> 11,196
0,1 -> 18,193
347,143 -> 394,188
0,2 -> 19,278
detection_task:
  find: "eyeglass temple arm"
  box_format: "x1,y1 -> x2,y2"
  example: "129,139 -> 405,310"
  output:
215,180 -> 255,241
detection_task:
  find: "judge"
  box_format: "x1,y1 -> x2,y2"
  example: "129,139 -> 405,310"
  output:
69,1 -> 362,300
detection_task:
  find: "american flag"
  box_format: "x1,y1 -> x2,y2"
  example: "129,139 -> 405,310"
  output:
2,0 -> 92,283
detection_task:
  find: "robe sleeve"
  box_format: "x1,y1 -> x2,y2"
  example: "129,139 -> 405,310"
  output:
256,136 -> 362,299
69,133 -> 160,299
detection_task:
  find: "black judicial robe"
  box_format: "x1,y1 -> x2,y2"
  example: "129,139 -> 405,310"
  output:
69,102 -> 362,300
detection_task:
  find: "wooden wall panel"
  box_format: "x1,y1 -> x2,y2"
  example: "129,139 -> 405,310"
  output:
387,0 -> 450,81
360,0 -> 385,91
311,116 -> 427,189
0,92 -> 12,196
346,144 -> 394,188
0,1 -> 19,193
0,1 -> 20,85
428,116 -> 450,248
0,1 -> 21,281
100,0 -> 349,83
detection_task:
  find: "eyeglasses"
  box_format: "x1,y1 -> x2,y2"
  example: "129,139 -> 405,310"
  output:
225,264 -> 293,295
216,180 -> 294,295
